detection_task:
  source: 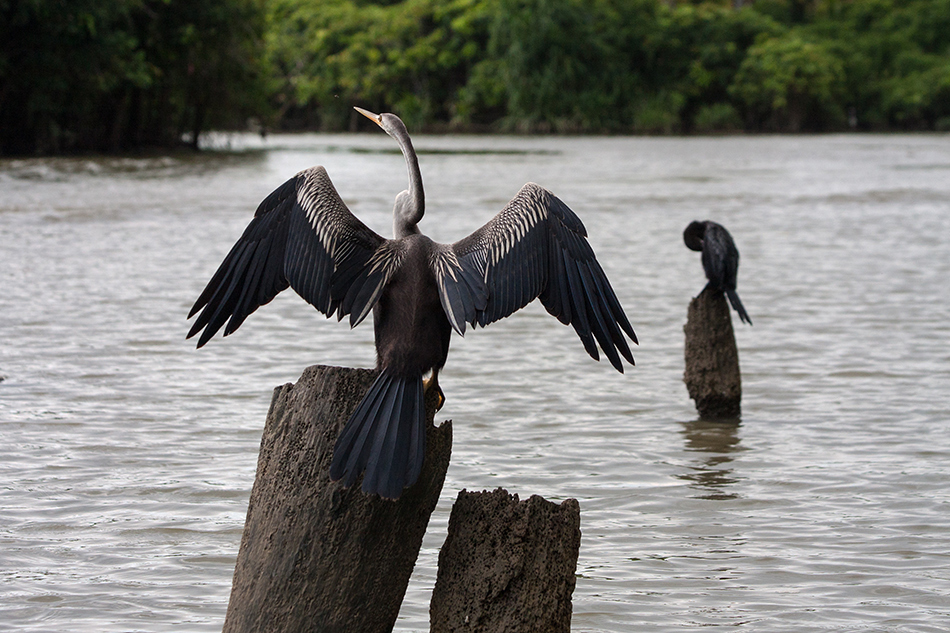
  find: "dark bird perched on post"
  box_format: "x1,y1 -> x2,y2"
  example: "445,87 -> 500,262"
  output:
683,220 -> 752,325
188,107 -> 637,499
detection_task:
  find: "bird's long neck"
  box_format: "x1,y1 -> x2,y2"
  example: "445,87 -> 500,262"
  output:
404,142 -> 424,219
393,129 -> 424,238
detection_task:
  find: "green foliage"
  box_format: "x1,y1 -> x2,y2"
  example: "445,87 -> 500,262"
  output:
6,0 -> 950,154
809,0 -> 950,129
261,0 -> 776,133
451,0 -> 773,132
653,3 -> 781,131
693,102 -> 743,133
0,0 -> 269,155
470,0 -> 661,132
266,0 -> 495,130
730,31 -> 845,130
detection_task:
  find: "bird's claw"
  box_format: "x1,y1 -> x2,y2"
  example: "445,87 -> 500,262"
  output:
423,376 -> 445,411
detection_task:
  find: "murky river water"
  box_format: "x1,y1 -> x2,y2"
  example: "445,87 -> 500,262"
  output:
1,132 -> 949,632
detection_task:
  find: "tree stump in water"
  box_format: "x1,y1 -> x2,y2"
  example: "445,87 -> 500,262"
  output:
222,364 -> 452,633
684,285 -> 742,418
429,488 -> 581,633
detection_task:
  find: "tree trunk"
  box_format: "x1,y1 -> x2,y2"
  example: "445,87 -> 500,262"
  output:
222,364 -> 452,633
683,285 -> 742,419
430,488 -> 581,633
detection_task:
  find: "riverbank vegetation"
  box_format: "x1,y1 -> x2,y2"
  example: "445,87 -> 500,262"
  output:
0,0 -> 269,154
2,0 -> 949,154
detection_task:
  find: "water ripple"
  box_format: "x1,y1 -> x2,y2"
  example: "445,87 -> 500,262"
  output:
2,134 -> 949,632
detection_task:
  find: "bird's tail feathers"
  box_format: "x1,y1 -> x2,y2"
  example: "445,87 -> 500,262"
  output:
726,288 -> 753,325
329,370 -> 426,499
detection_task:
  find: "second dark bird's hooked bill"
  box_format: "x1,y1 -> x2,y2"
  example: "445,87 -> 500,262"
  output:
188,107 -> 637,499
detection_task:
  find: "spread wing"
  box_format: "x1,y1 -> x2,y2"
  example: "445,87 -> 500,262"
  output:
187,166 -> 403,347
434,183 -> 637,372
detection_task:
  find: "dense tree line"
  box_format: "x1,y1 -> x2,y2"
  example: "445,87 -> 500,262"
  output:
270,0 -> 950,133
0,0 -> 268,154
2,0 -> 949,154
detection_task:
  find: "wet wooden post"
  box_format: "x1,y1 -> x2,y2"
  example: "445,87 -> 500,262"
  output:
429,488 -> 581,633
683,285 -> 742,418
222,364 -> 452,633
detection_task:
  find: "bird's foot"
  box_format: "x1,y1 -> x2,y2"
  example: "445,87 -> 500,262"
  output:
423,375 -> 445,411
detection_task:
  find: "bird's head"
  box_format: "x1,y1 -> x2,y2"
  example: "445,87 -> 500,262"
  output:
355,107 -> 409,143
683,221 -> 706,252
355,107 -> 424,238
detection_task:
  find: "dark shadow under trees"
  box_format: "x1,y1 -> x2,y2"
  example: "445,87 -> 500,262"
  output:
0,0 -> 269,155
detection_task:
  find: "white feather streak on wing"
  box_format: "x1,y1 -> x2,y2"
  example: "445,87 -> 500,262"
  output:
433,252 -> 458,321
350,242 -> 404,326
489,195 -> 546,266
297,168 -> 349,261
367,241 -> 405,277
467,249 -> 488,283
430,248 -> 465,332
430,247 -> 461,283
352,282 -> 385,327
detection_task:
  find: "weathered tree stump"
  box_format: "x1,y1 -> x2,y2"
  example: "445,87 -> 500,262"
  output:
222,364 -> 452,633
429,488 -> 581,633
684,285 -> 742,418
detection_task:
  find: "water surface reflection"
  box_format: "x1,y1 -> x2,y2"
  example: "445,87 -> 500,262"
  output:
678,419 -> 744,500
3,133 -> 950,632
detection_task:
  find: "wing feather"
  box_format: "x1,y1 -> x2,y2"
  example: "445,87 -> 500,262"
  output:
587,260 -> 637,361
545,237 -> 572,325
191,244 -> 254,347
577,261 -> 622,370
187,166 -> 392,347
563,252 -> 599,360
701,223 -> 730,289
342,241 -> 407,327
225,242 -> 270,336
435,183 -> 635,370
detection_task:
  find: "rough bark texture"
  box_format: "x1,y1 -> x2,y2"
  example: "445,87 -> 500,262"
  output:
684,285 -> 742,418
429,488 -> 581,633
222,364 -> 452,633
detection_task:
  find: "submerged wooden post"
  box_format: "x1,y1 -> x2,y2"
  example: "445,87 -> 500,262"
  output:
429,488 -> 581,633
684,285 -> 742,418
222,364 -> 452,633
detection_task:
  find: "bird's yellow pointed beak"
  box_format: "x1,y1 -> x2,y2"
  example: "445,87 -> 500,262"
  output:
354,106 -> 382,126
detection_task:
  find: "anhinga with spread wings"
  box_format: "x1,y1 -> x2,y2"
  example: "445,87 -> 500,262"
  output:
188,107 -> 637,499
684,220 -> 752,325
